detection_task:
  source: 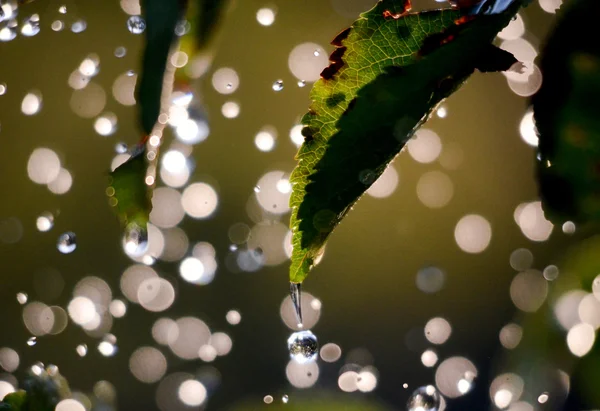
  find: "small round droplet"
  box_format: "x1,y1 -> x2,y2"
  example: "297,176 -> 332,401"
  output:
76,344 -> 88,357
16,292 -> 28,304
407,385 -> 440,411
254,185 -> 261,193
115,142 -> 128,154
272,80 -> 284,92
114,46 -> 127,58
538,392 -> 549,404
282,395 -> 289,404
36,211 -> 54,232
313,49 -> 320,56
263,395 -> 273,404
297,80 -> 306,88
57,231 -> 77,254
229,244 -> 238,252
58,5 -> 67,14
27,337 -> 37,346
123,222 -> 149,258
126,70 -> 135,76
403,383 -> 409,389
226,83 -> 233,89
127,15 -> 146,34
287,330 -> 318,363
71,20 -> 87,33
21,14 -> 40,37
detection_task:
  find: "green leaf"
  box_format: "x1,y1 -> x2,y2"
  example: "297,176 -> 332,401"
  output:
107,145 -> 151,228
289,0 -> 526,283
0,391 -> 26,411
0,366 -> 72,411
532,0 -> 600,225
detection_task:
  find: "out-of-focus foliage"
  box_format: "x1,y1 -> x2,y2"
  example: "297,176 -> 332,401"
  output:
0,366 -> 71,411
289,0 -> 525,283
231,394 -> 392,411
533,0 -> 600,225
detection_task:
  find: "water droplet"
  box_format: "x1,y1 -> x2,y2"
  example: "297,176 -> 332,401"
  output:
36,211 -> 54,232
538,392 -> 549,404
0,21 -> 18,42
16,292 -> 28,304
76,344 -> 88,357
123,222 -> 149,257
31,362 -> 44,375
254,185 -> 261,193
127,15 -> 146,34
71,19 -> 87,33
114,46 -> 127,58
47,364 -> 59,376
313,49 -> 320,56
289,282 -> 303,327
126,70 -> 135,76
407,385 -> 440,411
27,336 -> 37,346
58,5 -> 67,14
21,14 -> 40,37
272,80 -> 284,91
297,80 -> 306,88
226,83 -> 233,89
403,383 -> 409,389
229,244 -> 238,251
282,395 -> 289,404
57,231 -> 77,254
115,142 -> 128,154
263,395 -> 273,404
51,20 -> 64,31
287,330 -> 318,363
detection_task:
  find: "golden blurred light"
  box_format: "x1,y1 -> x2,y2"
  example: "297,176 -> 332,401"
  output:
94,112 -> 117,136
120,0 -> 141,15
179,257 -> 205,283
51,20 -> 64,31
566,323 -> 595,357
137,278 -> 176,312
509,248 -> 533,271
212,67 -> 239,94
181,183 -> 219,219
226,310 -> 241,325
68,70 -> 90,90
288,42 -> 329,82
198,344 -> 218,362
454,214 -> 492,253
421,349 -> 438,367
519,109 -> 539,147
78,55 -> 99,77
424,317 -> 452,345
221,101 -> 240,118
498,13 -> 525,40
150,187 -> 185,228
538,393 -> 549,404
0,348 -> 19,372
543,264 -> 559,281
437,105 -> 448,118
407,129 -> 442,164
555,290 -> 587,330
175,118 -> 209,144
70,82 -> 106,118
510,270 -> 548,312
21,91 -> 42,115
538,0 -> 563,13
517,201 -> 553,241
16,292 -> 28,304
286,360 -> 319,388
160,227 -> 189,262
0,381 -> 15,401
68,296 -> 96,326
109,299 -> 127,318
27,147 -> 61,184
112,72 -> 137,106
499,323 -> 523,349
178,380 -> 207,406
593,275 -> 600,300
255,129 -> 277,152
578,294 -> 600,329
255,170 -> 291,214
55,399 -> 85,411
501,39 -> 538,81
256,7 -> 276,26
264,395 -> 274,404
98,335 -> 117,357
290,124 -> 304,146
76,344 -> 88,357
357,369 -> 378,392
562,221 -> 576,234
210,332 -> 232,356
170,51 -> 188,68
152,318 -> 179,346
435,357 -> 478,398
508,65 -> 543,97
320,343 -> 341,362
23,301 -> 54,336
366,166 -> 399,198
129,346 -> 167,383
36,212 -> 54,232
120,264 -> 159,303
47,168 -> 73,195
338,371 -> 359,393
416,171 -> 454,208
0,83 -> 6,95
281,292 -> 321,330
43,306 -> 68,334
169,317 -> 211,360
494,389 -> 514,409
247,221 -> 289,266
160,161 -> 190,188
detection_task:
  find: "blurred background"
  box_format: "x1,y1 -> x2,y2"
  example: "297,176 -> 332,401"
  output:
0,0 -> 578,410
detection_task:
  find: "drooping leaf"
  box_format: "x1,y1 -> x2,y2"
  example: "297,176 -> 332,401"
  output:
532,0 -> 600,225
289,0 -> 527,283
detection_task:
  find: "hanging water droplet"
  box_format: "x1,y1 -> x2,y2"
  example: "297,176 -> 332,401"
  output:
76,343 -> 88,357
115,142 -> 128,154
313,49 -> 320,57
123,222 -> 149,257
16,292 -> 28,304
21,14 -> 40,37
71,19 -> 87,33
272,80 -> 284,91
36,211 -> 54,232
27,336 -> 37,346
127,15 -> 146,34
57,231 -> 77,254
287,330 -> 318,363
407,385 -> 440,411
0,21 -> 18,42
282,395 -> 289,404
58,5 -> 67,14
114,46 -> 127,58
289,282 -> 303,327
297,80 -> 306,88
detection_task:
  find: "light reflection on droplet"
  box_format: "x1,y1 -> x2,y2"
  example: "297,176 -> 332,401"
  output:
257,8 -> 276,26
288,42 -> 329,82
566,323 -> 595,357
178,379 -> 207,405
407,129 -> 442,164
212,67 -> 239,94
181,182 -> 219,219
454,214 -> 492,253
21,91 -> 42,115
36,212 -> 54,232
221,101 -> 240,118
129,346 -> 167,383
424,317 -> 452,345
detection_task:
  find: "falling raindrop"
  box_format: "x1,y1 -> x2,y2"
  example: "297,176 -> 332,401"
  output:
407,385 -> 440,411
290,282 -> 303,327
57,231 -> 77,254
287,330 -> 318,364
20,14 -> 40,37
127,15 -> 146,34
272,80 -> 284,92
282,395 -> 289,404
297,80 -> 306,88
16,292 -> 28,304
123,222 -> 149,257
76,344 -> 88,357
27,337 -> 37,346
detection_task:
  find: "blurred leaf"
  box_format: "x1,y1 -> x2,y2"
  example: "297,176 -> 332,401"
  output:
289,0 -> 526,283
0,391 -> 26,411
0,366 -> 71,411
533,0 -> 600,225
107,145 -> 151,228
